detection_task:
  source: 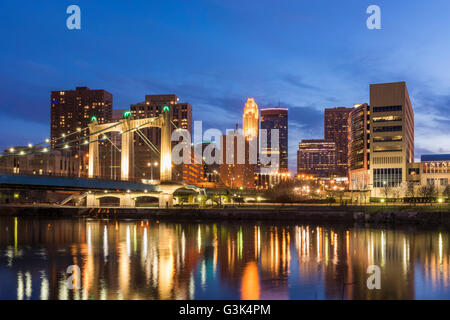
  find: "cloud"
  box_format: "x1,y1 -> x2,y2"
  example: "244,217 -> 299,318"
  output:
282,75 -> 321,91
410,88 -> 450,157
0,112 -> 49,150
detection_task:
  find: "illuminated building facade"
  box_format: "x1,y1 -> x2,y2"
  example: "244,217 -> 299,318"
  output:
348,103 -> 371,190
420,154 -> 450,191
243,98 -> 259,141
50,87 -> 112,146
297,139 -> 337,177
219,128 -> 256,190
260,108 -> 288,173
254,171 -> 290,189
324,107 -> 352,176
0,146 -> 88,177
173,146 -> 205,186
198,141 -> 220,186
369,82 -> 414,196
130,94 -> 192,181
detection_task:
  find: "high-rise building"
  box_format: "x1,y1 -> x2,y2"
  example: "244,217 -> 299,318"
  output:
50,87 -> 112,179
130,94 -> 192,181
260,108 -> 288,173
219,128 -> 256,190
243,98 -> 259,141
369,82 -> 414,196
50,87 -> 112,145
348,103 -> 371,190
297,139 -> 337,177
324,107 -> 352,176
131,94 -> 192,145
198,141 -> 220,184
173,146 -> 204,186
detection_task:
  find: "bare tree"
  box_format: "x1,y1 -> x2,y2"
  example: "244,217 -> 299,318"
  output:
405,181 -> 417,206
406,181 -> 416,198
419,184 -> 438,205
265,180 -> 296,204
391,187 -> 402,203
443,185 -> 450,200
382,182 -> 391,202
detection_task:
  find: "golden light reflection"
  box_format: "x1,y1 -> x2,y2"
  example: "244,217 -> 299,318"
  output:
119,225 -> 131,299
14,217 -> 18,253
40,271 -> 49,300
25,271 -> 32,299
158,243 -> 174,299
103,225 -> 108,260
17,271 -> 24,300
197,226 -> 201,253
241,262 -> 260,300
2,218 -> 450,301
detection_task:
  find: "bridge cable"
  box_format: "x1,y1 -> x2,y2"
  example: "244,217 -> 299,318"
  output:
135,129 -> 160,155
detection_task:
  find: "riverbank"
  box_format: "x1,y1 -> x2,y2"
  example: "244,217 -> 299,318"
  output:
1,204 -> 450,226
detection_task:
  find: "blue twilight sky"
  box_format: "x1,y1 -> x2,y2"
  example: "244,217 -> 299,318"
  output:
1,0 -> 450,172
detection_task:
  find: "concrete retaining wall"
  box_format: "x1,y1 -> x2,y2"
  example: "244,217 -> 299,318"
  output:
1,205 -> 450,226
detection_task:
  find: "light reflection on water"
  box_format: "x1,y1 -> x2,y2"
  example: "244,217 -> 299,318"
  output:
0,217 -> 449,300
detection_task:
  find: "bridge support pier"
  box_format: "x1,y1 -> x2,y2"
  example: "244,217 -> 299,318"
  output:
86,194 -> 100,207
120,194 -> 136,208
159,193 -> 174,208
88,129 -> 100,179
160,110 -> 172,182
121,120 -> 134,181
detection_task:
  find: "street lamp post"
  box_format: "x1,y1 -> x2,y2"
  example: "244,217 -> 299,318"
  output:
148,161 -> 159,183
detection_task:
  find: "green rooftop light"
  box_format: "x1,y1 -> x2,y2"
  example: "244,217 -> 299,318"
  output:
123,111 -> 132,119
163,105 -> 170,112
91,116 -> 98,123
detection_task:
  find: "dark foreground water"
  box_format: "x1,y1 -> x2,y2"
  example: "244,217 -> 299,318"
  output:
0,216 -> 449,300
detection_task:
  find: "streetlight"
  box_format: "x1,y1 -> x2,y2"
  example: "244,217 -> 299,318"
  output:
148,161 -> 159,182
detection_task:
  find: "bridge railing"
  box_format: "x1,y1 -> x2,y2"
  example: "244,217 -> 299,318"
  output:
0,168 -> 149,184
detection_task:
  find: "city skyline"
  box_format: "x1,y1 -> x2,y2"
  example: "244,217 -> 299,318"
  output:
1,1 -> 450,174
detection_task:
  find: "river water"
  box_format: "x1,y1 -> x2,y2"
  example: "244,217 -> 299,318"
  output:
0,216 -> 449,300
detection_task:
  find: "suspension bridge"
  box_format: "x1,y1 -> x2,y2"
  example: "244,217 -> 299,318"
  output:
0,107 -> 205,208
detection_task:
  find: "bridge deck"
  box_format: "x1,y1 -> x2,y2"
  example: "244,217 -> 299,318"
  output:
0,174 -> 157,192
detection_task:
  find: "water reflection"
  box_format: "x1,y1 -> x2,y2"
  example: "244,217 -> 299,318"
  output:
0,217 -> 449,300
